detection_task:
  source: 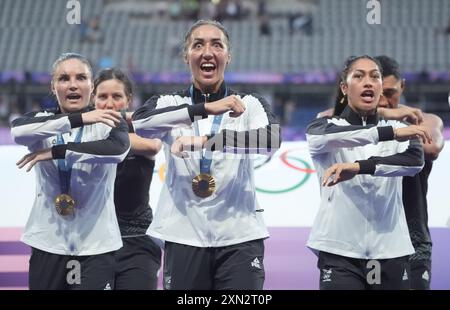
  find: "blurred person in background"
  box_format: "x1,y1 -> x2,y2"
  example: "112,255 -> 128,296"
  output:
375,55 -> 445,290
93,68 -> 162,290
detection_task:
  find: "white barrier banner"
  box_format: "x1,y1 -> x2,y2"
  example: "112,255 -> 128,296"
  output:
1,142 -> 449,227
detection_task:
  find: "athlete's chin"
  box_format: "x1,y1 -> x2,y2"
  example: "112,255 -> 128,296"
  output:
196,78 -> 222,93
61,102 -> 87,113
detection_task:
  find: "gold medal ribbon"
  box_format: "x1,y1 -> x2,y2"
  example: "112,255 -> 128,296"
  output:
189,85 -> 227,198
55,127 -> 83,216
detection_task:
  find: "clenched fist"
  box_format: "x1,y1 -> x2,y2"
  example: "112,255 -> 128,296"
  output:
204,95 -> 245,118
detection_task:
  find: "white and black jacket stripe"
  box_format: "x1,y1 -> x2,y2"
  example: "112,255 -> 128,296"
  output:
10,106 -> 129,255
306,106 -> 424,177
130,83 -> 279,247
305,105 -> 422,259
11,107 -> 130,164
132,83 -> 281,155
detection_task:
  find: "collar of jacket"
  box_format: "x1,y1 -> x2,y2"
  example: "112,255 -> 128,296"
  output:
339,105 -> 379,125
190,82 -> 227,104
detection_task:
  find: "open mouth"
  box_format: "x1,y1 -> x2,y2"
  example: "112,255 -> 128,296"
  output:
200,63 -> 216,73
66,93 -> 81,101
360,90 -> 375,102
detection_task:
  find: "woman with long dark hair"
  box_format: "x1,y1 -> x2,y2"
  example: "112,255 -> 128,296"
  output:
306,55 -> 431,290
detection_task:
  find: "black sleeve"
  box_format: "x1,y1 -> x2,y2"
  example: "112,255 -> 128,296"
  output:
132,95 -> 208,139
306,117 -> 394,155
356,138 -> 424,176
11,110 -> 83,146
204,93 -> 281,154
52,118 -> 130,165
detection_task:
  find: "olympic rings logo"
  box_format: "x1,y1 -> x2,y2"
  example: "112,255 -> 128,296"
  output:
154,148 -> 316,194
254,149 -> 316,194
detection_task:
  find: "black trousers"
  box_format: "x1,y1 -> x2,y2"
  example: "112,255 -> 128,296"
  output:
409,259 -> 431,290
163,239 -> 265,290
318,251 -> 410,290
29,247 -> 116,290
114,235 -> 162,290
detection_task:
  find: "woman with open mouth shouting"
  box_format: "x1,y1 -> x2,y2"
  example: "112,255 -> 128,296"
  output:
11,53 -> 130,290
132,20 -> 281,290
306,55 -> 432,290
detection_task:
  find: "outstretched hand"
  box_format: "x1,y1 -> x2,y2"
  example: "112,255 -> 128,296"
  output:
171,136 -> 207,158
16,148 -> 53,172
322,162 -> 360,187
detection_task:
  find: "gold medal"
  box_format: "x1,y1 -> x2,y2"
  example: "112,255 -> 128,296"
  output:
55,194 -> 75,216
192,174 -> 215,198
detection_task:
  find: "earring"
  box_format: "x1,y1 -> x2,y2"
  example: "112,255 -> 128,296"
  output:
340,93 -> 346,104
